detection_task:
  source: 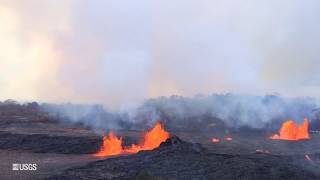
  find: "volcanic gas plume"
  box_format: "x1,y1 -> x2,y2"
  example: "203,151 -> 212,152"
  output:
270,118 -> 310,141
94,122 -> 170,157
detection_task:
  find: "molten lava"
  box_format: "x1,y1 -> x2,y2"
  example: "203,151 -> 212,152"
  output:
270,118 -> 310,141
125,122 -> 170,153
94,131 -> 123,157
212,138 -> 220,143
211,136 -> 233,143
94,122 -> 170,157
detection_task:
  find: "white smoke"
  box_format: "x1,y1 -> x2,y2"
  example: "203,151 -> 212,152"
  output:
0,0 -> 320,110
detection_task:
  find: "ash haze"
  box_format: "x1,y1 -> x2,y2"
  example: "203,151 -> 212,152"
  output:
0,0 -> 320,109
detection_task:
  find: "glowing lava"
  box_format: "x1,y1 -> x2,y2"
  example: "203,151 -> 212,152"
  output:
270,118 -> 310,141
211,136 -> 233,143
94,131 -> 123,157
94,122 -> 170,157
125,122 -> 170,153
212,138 -> 220,143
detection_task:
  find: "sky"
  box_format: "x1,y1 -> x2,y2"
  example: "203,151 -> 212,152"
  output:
0,0 -> 319,109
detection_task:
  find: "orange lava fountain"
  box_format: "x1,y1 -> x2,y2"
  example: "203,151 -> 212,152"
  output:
125,122 -> 170,153
94,122 -> 170,157
270,118 -> 310,141
94,131 -> 123,157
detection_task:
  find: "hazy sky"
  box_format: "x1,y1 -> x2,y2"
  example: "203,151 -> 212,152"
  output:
0,0 -> 319,108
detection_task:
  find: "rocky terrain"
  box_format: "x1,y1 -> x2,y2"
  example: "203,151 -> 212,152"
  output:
47,136 -> 320,180
0,100 -> 319,180
0,112 -> 101,154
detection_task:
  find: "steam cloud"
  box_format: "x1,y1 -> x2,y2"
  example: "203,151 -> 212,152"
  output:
0,0 -> 320,109
39,94 -> 320,132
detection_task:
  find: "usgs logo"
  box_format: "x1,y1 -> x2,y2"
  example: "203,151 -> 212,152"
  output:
12,163 -> 37,171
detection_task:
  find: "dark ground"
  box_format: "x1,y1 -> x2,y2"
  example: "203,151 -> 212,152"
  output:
47,136 -> 320,180
0,113 -> 319,179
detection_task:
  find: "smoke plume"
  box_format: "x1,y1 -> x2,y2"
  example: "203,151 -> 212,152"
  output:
0,0 -> 320,110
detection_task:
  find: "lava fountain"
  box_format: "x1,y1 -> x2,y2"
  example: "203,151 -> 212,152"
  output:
270,118 -> 310,141
94,131 -> 123,157
125,122 -> 170,153
94,122 -> 170,157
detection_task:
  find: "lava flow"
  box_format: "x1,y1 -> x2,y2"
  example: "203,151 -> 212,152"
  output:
270,118 -> 310,141
94,122 -> 170,157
